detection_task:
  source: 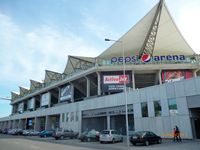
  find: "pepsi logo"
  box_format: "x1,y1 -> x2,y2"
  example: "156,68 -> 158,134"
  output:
141,54 -> 151,62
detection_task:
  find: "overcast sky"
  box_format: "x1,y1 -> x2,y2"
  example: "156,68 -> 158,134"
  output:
0,0 -> 200,118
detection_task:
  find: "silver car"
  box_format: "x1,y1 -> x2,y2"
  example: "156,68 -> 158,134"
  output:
99,130 -> 123,143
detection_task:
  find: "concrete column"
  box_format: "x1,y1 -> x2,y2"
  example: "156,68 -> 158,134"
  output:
18,119 -> 24,129
78,111 -> 82,135
193,69 -> 200,78
85,77 -> 90,97
33,98 -> 36,111
8,120 -> 12,129
58,87 -> 61,103
132,70 -> 135,90
34,117 -> 41,131
48,92 -> 51,108
97,72 -> 101,96
107,115 -> 110,130
70,83 -> 74,103
45,116 -> 51,130
158,69 -> 162,85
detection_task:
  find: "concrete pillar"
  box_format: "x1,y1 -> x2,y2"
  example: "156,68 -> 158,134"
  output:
70,83 -> 74,103
33,98 -> 36,111
18,119 -> 24,129
85,77 -> 90,97
58,87 -> 61,103
97,72 -> 101,96
34,117 -> 41,131
45,116 -> 51,130
158,69 -> 162,85
78,111 -> 82,134
193,69 -> 200,78
8,120 -> 12,129
132,70 -> 135,90
107,115 -> 110,130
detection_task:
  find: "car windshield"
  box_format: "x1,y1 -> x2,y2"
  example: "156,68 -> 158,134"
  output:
101,131 -> 109,134
132,131 -> 146,136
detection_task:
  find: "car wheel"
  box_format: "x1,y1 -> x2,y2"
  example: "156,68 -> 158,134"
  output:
100,141 -> 103,144
131,142 -> 136,146
157,139 -> 162,144
120,137 -> 123,142
145,140 -> 149,146
87,138 -> 91,142
112,138 -> 115,144
60,136 -> 64,140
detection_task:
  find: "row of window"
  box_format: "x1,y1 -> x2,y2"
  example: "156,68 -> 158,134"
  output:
61,111 -> 79,122
141,98 -> 178,117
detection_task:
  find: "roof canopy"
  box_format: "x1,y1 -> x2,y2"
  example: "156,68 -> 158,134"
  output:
30,80 -> 42,92
63,56 -> 95,75
44,70 -> 62,84
19,87 -> 29,97
98,0 -> 195,59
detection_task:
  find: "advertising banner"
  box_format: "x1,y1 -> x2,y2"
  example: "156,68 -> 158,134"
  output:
27,98 -> 35,110
101,71 -> 132,92
162,70 -> 193,83
18,102 -> 24,113
41,92 -> 50,106
60,85 -> 71,102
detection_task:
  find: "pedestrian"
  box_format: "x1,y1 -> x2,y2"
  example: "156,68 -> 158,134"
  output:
175,126 -> 181,142
173,127 -> 177,142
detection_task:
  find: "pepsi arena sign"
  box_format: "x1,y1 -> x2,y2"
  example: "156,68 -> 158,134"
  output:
111,54 -> 185,63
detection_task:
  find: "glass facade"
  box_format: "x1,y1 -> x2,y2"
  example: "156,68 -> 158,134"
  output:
154,101 -> 162,117
168,98 -> 178,115
141,102 -> 148,117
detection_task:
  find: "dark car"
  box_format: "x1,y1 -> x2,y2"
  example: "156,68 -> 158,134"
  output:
54,129 -> 78,140
129,131 -> 162,146
79,129 -> 100,142
2,128 -> 9,134
39,130 -> 55,138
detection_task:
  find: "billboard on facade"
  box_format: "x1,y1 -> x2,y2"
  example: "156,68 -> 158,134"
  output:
27,98 -> 35,110
60,85 -> 71,102
161,70 -> 193,83
18,102 -> 24,113
101,72 -> 132,92
41,92 -> 50,106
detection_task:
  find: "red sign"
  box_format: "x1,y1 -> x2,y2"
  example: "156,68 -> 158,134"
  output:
162,70 -> 193,83
103,75 -> 129,84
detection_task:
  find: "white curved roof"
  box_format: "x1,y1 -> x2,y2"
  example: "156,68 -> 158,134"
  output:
98,1 -> 195,59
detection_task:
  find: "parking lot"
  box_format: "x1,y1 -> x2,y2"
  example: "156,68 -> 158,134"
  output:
0,134 -> 200,150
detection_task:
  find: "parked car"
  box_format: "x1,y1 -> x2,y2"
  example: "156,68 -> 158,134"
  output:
54,129 -> 78,140
79,129 -> 100,142
39,130 -> 55,138
29,130 -> 40,136
99,130 -> 123,143
11,129 -> 23,135
22,130 -> 31,136
0,129 -> 2,133
129,131 -> 162,146
2,128 -> 9,134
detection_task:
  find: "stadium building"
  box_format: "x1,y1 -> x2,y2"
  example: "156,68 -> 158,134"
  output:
1,0 -> 200,139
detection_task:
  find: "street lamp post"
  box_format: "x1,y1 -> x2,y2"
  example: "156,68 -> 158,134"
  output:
105,38 -> 129,149
0,97 -> 11,101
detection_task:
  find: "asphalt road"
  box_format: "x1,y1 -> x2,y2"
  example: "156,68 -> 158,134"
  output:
0,134 -> 200,150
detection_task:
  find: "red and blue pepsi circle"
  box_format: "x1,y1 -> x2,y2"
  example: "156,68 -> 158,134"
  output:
141,54 -> 151,62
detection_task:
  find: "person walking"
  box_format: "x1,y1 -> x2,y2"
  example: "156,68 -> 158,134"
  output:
175,126 -> 181,142
173,127 -> 177,142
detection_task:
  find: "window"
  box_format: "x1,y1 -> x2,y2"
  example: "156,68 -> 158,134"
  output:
141,102 -> 148,117
62,113 -> 65,122
154,101 -> 162,117
66,112 -> 69,122
168,98 -> 178,115
75,111 -> 79,121
71,112 -> 74,122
